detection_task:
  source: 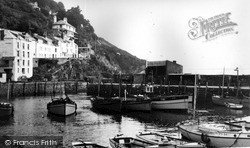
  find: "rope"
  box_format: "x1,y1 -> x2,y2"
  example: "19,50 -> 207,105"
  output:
229,132 -> 242,147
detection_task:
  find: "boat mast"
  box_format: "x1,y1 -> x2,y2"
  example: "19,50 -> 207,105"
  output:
234,67 -> 239,97
222,67 -> 225,97
7,79 -> 10,101
193,74 -> 197,118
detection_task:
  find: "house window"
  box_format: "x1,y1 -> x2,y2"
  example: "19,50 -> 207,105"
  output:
27,44 -> 29,50
28,52 -> 30,58
28,68 -> 29,73
17,42 -> 20,48
23,43 -> 25,49
22,68 -> 25,74
28,60 -> 30,66
23,51 -> 25,57
23,60 -> 25,66
17,51 -> 20,57
17,59 -> 20,66
55,48 -> 57,52
17,68 -> 19,73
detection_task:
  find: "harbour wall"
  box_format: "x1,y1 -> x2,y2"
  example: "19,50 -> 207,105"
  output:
0,81 -> 87,99
87,83 -> 250,109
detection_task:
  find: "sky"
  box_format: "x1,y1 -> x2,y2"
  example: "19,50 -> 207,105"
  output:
54,0 -> 250,75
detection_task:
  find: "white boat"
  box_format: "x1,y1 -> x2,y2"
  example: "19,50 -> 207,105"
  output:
179,122 -> 250,147
72,141 -> 107,148
224,102 -> 243,109
225,116 -> 250,129
136,131 -> 206,148
109,134 -> 152,148
151,95 -> 191,111
47,96 -> 77,116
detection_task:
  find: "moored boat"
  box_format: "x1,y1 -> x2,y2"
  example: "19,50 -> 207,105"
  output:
151,95 -> 191,111
121,97 -> 151,112
143,84 -> 192,111
0,80 -> 14,117
90,96 -> 122,113
0,102 -> 14,117
136,131 -> 206,148
224,102 -> 243,109
72,141 -> 108,148
179,122 -> 250,147
225,116 -> 250,129
47,95 -> 77,116
109,134 -> 152,148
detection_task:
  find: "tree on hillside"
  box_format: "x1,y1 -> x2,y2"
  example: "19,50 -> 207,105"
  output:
65,6 -> 95,46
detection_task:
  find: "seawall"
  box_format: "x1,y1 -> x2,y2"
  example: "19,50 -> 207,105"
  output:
0,81 -> 87,99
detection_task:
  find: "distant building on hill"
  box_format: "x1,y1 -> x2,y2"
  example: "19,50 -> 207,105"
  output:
145,60 -> 183,84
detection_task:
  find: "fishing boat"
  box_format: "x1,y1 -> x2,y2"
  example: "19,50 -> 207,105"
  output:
109,134 -> 152,148
72,141 -> 107,148
144,85 -> 192,111
136,131 -> 206,148
121,93 -> 151,112
212,67 -> 248,108
151,95 -> 191,111
179,122 -> 250,147
224,102 -> 243,109
47,95 -> 77,116
90,96 -> 122,113
0,80 -> 14,117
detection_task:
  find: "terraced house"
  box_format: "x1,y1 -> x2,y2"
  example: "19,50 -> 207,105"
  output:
0,17 -> 79,82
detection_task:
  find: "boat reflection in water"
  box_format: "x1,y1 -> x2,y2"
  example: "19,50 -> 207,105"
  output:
47,113 -> 76,123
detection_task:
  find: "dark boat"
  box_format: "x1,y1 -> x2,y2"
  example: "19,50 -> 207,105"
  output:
47,95 -> 77,116
90,96 -> 122,113
121,95 -> 151,112
0,81 -> 14,117
72,141 -> 108,148
0,102 -> 14,117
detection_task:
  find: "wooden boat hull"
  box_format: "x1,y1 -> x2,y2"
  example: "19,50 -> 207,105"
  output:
136,132 -> 205,148
122,100 -> 151,112
47,103 -> 76,116
90,97 -> 122,113
151,95 -> 191,111
179,124 -> 250,147
151,99 -> 189,110
109,136 -> 152,148
0,107 -> 13,117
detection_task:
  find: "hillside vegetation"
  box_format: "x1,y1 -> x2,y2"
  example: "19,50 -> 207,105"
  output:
0,0 -> 146,81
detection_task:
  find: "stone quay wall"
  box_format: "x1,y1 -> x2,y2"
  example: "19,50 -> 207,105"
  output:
87,83 -> 250,109
0,81 -> 87,99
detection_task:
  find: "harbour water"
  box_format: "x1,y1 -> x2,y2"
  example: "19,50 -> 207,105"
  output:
0,94 -> 249,147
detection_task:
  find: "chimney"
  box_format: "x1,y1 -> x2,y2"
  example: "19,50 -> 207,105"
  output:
173,60 -> 177,64
63,17 -> 67,23
53,15 -> 57,23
